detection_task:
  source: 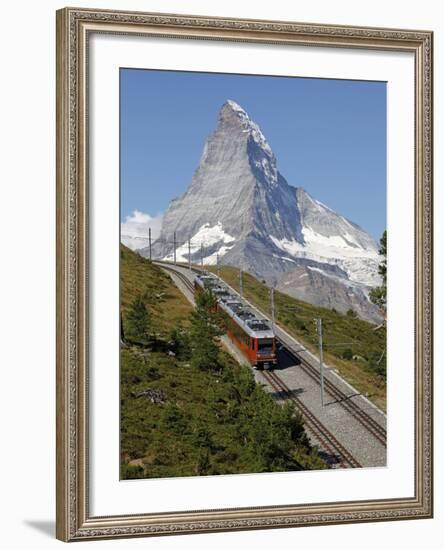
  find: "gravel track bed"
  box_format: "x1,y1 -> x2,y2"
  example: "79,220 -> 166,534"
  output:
259,353 -> 386,467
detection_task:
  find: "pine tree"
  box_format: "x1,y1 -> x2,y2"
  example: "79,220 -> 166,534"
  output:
125,294 -> 150,345
377,230 -> 387,285
370,230 -> 387,312
189,290 -> 222,371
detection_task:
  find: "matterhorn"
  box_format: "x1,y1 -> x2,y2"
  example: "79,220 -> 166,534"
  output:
140,100 -> 382,322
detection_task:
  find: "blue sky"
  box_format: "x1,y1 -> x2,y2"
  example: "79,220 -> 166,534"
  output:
120,69 -> 386,240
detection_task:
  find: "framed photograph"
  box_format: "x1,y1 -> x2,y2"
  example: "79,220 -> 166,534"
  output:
56,7 -> 433,542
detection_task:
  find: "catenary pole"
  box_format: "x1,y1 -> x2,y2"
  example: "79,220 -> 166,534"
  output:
148,227 -> 152,261
317,318 -> 325,407
173,231 -> 177,265
188,238 -> 191,271
239,269 -> 243,299
270,287 -> 275,333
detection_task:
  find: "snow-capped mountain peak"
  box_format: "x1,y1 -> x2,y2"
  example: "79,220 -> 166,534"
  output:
225,99 -> 247,116
222,99 -> 274,158
138,100 -> 383,322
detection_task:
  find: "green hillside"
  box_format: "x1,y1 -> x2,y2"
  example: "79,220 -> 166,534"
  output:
206,266 -> 386,410
120,245 -> 326,480
120,245 -> 192,336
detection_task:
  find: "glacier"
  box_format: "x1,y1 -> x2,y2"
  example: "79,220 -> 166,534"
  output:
162,222 -> 235,264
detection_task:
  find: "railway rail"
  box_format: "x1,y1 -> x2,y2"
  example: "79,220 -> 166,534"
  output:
262,370 -> 362,468
280,346 -> 387,447
157,262 -> 196,294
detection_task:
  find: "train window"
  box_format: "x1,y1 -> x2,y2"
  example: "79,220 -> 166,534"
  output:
258,339 -> 273,351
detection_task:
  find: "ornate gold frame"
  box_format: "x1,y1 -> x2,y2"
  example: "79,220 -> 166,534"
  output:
56,7 -> 433,542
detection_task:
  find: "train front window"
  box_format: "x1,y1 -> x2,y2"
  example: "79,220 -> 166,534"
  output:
258,339 -> 273,353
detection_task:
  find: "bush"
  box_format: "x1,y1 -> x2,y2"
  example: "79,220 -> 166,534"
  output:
190,290 -> 222,371
121,463 -> 144,479
125,294 -> 151,345
169,327 -> 191,360
294,319 -> 307,331
161,402 -> 189,435
366,351 -> 386,378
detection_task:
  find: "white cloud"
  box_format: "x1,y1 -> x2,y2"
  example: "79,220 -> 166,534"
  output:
120,210 -> 163,251
125,210 -> 151,224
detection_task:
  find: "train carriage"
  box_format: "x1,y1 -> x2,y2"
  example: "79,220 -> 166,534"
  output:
194,274 -> 277,369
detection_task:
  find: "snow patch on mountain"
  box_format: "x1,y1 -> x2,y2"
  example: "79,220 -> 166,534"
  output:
314,199 -> 335,213
270,226 -> 376,258
339,257 -> 381,287
162,222 -> 235,263
270,225 -> 380,287
191,221 -> 235,246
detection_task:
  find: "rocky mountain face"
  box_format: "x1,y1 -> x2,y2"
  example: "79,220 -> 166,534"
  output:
139,100 -> 383,322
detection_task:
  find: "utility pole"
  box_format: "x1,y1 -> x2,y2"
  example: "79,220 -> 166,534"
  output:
270,287 -> 275,333
200,242 -> 204,268
216,253 -> 220,277
148,227 -> 152,261
173,231 -> 177,265
188,238 -> 191,271
239,268 -> 243,299
316,318 -> 325,407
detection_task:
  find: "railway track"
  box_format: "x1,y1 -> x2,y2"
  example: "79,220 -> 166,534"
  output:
279,344 -> 387,448
156,263 -> 196,294
157,261 -> 380,466
262,370 -> 362,468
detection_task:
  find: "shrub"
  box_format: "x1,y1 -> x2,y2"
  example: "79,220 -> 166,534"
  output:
121,463 -> 144,479
169,327 -> 191,360
125,294 -> 151,345
190,290 -> 222,371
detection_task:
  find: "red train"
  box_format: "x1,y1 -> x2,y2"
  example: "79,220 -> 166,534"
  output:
194,274 -> 277,370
